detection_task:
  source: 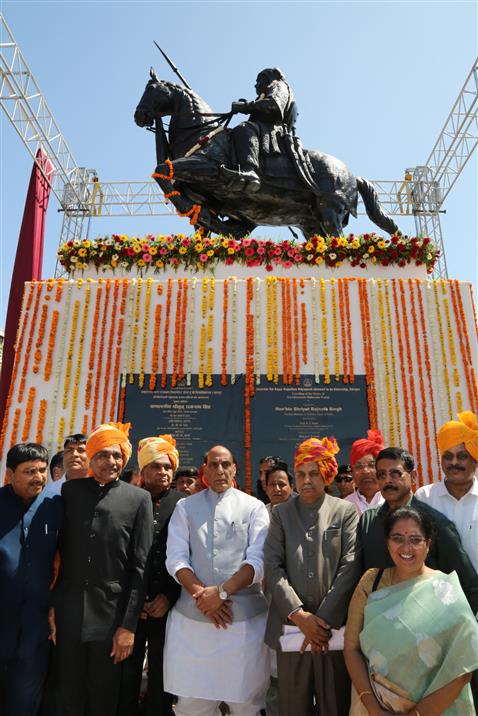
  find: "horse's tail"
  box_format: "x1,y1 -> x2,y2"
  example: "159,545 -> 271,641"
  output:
356,177 -> 400,235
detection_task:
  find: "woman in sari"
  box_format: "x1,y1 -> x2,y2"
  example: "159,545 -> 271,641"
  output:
344,506 -> 478,715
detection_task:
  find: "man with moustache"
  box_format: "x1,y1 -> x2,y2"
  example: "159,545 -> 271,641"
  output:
119,435 -> 183,716
46,433 -> 89,494
0,443 -> 63,716
164,445 -> 270,716
415,410 -> 478,573
358,446 -> 478,614
265,437 -> 360,716
264,461 -> 293,513
51,422 -> 153,716
345,430 -> 385,514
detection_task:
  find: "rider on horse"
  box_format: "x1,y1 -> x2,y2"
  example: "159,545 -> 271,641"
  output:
223,68 -> 298,193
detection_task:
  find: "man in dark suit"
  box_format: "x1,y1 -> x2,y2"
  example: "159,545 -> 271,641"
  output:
358,446 -> 478,613
119,434 -> 183,716
265,437 -> 360,716
0,442 -> 63,716
50,422 -> 153,716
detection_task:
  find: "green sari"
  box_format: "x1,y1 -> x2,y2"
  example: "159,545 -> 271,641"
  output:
359,571 -> 478,715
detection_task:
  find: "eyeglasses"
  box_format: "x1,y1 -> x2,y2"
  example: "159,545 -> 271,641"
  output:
335,475 -> 353,483
354,461 -> 375,471
388,534 -> 427,547
377,469 -> 410,480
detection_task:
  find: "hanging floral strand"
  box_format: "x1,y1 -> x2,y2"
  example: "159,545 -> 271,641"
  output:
139,278 -> 153,390
222,279 -> 229,386
62,300 -> 81,410
85,282 -> 103,409
91,280 -> 112,429
172,279 -> 183,388
344,278 -> 354,383
398,279 -> 420,480
311,279 -> 320,384
178,278 -> 189,383
357,279 -> 378,428
319,279 -> 330,384
230,277 -> 238,384
129,278 -> 143,384
383,281 -> 402,446
330,278 -> 340,382
255,278 -> 261,385
272,278 -> 279,384
292,278 -> 300,385
186,278 -> 197,386
440,280 -> 461,412
36,399 -> 47,445
47,280 -> 73,448
449,280 -> 478,413
32,303 -> 49,374
338,280 -> 349,383
432,281 -> 453,418
21,387 -> 36,442
161,279 -> 173,389
69,284 -> 91,433
18,282 -> 43,402
392,281 -> 413,452
150,304 -> 163,392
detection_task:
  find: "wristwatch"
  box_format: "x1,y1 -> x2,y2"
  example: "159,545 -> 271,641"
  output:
218,583 -> 228,601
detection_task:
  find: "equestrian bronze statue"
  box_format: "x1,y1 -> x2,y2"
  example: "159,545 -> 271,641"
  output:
134,67 -> 400,238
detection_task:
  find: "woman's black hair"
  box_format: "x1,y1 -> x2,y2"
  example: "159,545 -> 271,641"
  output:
384,506 -> 434,542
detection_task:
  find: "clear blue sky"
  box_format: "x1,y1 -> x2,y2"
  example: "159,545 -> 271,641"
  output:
1,1 -> 477,326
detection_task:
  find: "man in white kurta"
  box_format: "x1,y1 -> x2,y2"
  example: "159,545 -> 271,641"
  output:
164,445 -> 270,716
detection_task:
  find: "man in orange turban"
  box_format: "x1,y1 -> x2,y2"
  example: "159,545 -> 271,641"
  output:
264,436 -> 360,715
120,434 -> 183,716
346,429 -> 385,514
51,422 -> 153,716
416,411 -> 478,574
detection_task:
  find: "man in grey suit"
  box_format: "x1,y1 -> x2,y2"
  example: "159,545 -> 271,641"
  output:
264,436 -> 360,716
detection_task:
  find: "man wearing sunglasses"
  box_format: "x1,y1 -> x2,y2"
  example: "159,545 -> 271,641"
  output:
333,464 -> 355,499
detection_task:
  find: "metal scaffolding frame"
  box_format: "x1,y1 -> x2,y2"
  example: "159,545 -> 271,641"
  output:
2,12 -> 477,281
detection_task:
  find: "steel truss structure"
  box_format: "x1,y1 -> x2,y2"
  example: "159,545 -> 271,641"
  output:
2,13 -> 477,279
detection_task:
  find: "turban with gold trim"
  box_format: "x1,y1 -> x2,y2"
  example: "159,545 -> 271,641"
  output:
294,437 -> 340,485
437,411 -> 478,461
349,429 -> 385,466
137,434 -> 179,472
86,422 -> 132,466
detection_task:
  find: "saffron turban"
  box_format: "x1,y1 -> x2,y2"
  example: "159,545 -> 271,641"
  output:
86,422 -> 132,466
437,411 -> 478,461
294,437 -> 340,485
137,434 -> 179,472
349,429 -> 385,466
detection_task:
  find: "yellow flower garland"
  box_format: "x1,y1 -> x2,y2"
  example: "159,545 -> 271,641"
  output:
377,280 -> 395,445
311,278 -> 320,384
230,277 -> 238,384
139,278 -> 152,389
383,280 -> 402,446
266,277 -> 273,381
440,280 -> 462,412
129,278 -> 143,384
330,278 -> 340,381
186,277 -> 197,386
255,278 -> 261,385
68,285 -> 91,432
320,279 -> 330,384
272,277 -> 279,384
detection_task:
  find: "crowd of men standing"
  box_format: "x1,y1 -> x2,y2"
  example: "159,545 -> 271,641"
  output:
1,410 -> 478,716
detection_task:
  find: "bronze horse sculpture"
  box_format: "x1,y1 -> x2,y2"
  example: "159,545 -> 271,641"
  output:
134,70 -> 400,239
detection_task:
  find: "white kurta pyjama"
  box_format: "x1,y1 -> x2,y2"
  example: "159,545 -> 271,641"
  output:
164,488 -> 270,704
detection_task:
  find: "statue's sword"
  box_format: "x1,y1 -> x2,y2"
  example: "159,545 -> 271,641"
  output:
153,41 -> 192,90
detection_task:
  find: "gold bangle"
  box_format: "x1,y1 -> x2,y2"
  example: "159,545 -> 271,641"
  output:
358,690 -> 373,703
415,710 -> 421,716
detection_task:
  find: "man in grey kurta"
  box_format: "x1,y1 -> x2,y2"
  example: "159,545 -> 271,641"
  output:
264,437 -> 360,716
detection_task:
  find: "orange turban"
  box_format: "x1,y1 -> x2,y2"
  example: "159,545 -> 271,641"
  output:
137,434 -> 179,472
86,422 -> 132,466
437,411 -> 478,461
294,437 -> 340,485
350,429 -> 384,466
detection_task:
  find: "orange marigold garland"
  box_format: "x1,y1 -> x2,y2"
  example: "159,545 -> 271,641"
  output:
272,278 -> 279,384
280,279 -> 287,384
161,279 -> 173,389
101,280 -> 120,424
119,279 -> 135,421
129,278 -> 143,384
186,278 -> 198,386
32,303 -> 49,374
383,280 -> 402,444
36,399 -> 47,445
311,279 -> 320,384
357,280 -> 378,428
150,304 -> 163,391
338,279 -> 348,384
320,279 -> 330,384
468,284 -> 478,344
21,387 -> 36,442
450,280 -> 478,413
301,302 -> 308,367
47,280 -> 73,449
172,279 -> 183,388
18,282 -> 43,402
109,279 -> 128,420
91,280 -> 112,429
44,310 -> 59,382
139,278 -> 153,389
370,281 -> 388,439
292,278 -> 300,385
62,299 -> 80,410
10,409 -> 22,448
178,278 -> 189,383
244,279 -> 255,494
440,280 -> 461,412
392,281 -> 413,453
255,278 -> 261,385
221,279 -> 229,386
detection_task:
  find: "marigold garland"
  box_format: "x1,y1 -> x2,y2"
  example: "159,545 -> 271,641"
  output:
161,279 -> 173,389
172,280 -> 183,387
36,399 -> 47,445
398,279 -> 420,479
292,278 -> 300,385
391,281 -> 413,452
222,279 -> 229,386
272,278 -> 279,384
47,281 -> 73,448
449,281 -> 478,413
57,416 -> 65,452
10,408 -> 21,448
62,299 -> 80,410
244,278 -> 255,494
320,279 -> 330,384
85,284 -> 103,409
32,304 -> 49,374
19,283 -> 43,402
383,281 -> 402,446
129,278 -> 143,384
440,280 -> 461,412
301,302 -> 308,367
357,279 -> 378,428
432,281 -> 453,418
110,280 -> 129,420
101,280 -> 120,424
414,280 -> 440,466
198,324 -> 206,389
344,278 -> 354,383
21,387 -> 36,442
311,279 -> 320,384
376,281 -> 395,444
369,281 -> 388,439
119,279 -> 137,420
69,285 -> 91,433
330,279 -> 340,382
92,280 -> 112,428
338,280 -> 348,383
186,278 -> 197,386
205,278 -> 215,388
178,278 -> 189,383
254,278 -> 261,385
468,284 -> 478,344
206,347 -> 213,388
139,278 -> 153,389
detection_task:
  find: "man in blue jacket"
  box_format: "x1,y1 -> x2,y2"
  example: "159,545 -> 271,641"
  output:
0,442 -> 63,716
